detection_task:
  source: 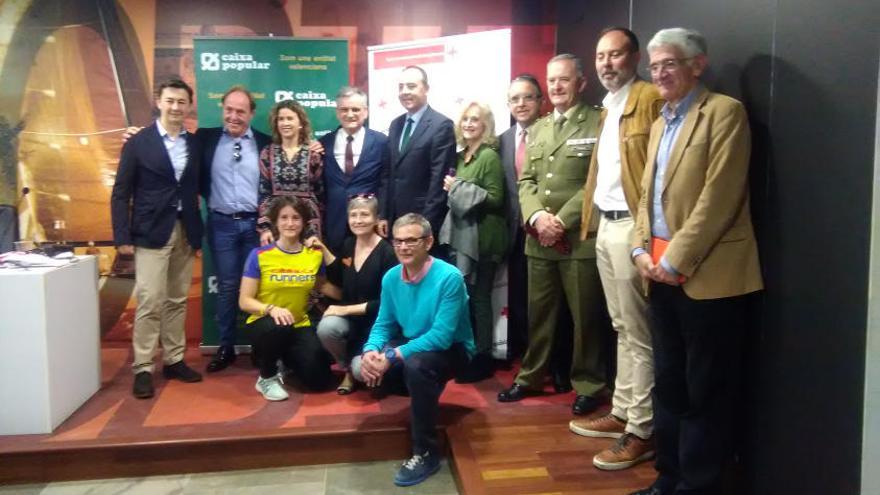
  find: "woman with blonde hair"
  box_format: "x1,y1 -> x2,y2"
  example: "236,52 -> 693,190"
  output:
441,101 -> 507,382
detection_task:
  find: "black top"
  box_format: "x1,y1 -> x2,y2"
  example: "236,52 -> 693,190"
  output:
326,236 -> 398,318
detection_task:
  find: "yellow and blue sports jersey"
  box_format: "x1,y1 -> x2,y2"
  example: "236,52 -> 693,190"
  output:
242,243 -> 324,327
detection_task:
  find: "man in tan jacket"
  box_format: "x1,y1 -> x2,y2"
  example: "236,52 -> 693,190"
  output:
569,27 -> 664,472
628,28 -> 762,495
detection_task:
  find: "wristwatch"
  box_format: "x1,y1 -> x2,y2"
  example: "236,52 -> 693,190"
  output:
384,348 -> 398,365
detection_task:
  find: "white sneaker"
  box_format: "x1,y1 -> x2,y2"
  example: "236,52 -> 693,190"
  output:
255,375 -> 289,401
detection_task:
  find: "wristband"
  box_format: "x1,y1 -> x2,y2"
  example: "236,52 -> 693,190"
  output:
263,304 -> 275,316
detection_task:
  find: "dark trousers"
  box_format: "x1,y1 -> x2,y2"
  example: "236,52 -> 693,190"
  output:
248,316 -> 333,391
649,283 -> 746,495
466,260 -> 498,355
380,341 -> 468,455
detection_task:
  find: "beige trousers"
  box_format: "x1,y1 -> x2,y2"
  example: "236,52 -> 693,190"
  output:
595,215 -> 654,438
132,221 -> 194,374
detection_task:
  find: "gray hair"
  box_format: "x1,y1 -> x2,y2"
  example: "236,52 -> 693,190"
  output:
647,28 -> 708,58
392,213 -> 432,238
548,53 -> 584,77
347,195 -> 379,215
336,86 -> 368,105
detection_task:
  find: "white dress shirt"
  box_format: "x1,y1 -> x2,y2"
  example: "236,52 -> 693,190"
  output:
594,79 -> 633,212
333,126 -> 366,172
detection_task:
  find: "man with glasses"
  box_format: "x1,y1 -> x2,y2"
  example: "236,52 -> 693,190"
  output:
628,28 -> 761,495
198,86 -> 272,373
498,54 -> 607,418
319,86 -> 390,253
569,27 -> 664,471
352,213 -> 475,486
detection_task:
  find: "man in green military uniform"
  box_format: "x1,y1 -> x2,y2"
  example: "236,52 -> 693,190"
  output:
498,53 -> 607,416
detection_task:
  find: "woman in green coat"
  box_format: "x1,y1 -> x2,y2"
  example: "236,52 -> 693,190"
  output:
441,101 -> 508,382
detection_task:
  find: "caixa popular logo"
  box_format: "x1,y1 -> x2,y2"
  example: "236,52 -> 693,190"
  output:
200,52 -> 220,71
200,52 -> 270,72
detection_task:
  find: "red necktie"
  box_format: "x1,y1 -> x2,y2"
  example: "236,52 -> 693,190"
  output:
515,129 -> 527,178
344,135 -> 354,176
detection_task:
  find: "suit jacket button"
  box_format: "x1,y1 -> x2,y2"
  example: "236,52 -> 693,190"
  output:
545,206 -> 552,212
545,190 -> 551,195
577,152 -> 584,157
546,172 -> 553,178
549,156 -> 555,162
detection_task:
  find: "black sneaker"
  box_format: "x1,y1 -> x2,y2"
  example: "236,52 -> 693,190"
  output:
162,361 -> 203,383
132,371 -> 154,399
394,451 -> 441,486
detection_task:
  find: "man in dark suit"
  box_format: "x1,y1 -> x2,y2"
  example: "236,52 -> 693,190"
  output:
198,86 -> 272,373
111,79 -> 204,398
379,66 -> 456,243
319,86 -> 390,253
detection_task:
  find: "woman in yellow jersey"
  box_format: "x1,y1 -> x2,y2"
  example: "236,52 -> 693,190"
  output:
239,196 -> 341,401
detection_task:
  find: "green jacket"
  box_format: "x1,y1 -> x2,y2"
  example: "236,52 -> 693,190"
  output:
518,102 -> 601,260
455,144 -> 508,260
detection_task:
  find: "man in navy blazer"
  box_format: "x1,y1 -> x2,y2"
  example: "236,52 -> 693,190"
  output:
111,79 -> 204,399
196,87 -> 272,373
320,86 -> 390,253
380,66 -> 456,241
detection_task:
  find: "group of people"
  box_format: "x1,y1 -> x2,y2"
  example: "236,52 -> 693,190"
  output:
111,24 -> 762,494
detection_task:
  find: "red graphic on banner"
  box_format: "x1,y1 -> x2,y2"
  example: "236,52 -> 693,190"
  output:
374,44 -> 446,69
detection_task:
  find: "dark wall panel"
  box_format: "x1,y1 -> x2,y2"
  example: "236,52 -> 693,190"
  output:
558,1 -> 879,493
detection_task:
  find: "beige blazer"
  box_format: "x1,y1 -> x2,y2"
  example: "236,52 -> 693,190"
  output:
633,87 -> 763,299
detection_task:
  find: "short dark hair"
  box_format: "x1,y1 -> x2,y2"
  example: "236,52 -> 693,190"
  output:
266,196 -> 312,238
402,65 -> 429,87
156,78 -> 193,102
511,73 -> 543,98
268,99 -> 312,145
222,85 -> 256,112
598,26 -> 641,53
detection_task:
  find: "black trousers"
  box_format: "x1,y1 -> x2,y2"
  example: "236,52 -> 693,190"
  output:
649,283 -> 747,495
248,316 -> 333,391
380,341 -> 468,455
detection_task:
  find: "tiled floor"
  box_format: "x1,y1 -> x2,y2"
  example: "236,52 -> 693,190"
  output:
0,460 -> 460,495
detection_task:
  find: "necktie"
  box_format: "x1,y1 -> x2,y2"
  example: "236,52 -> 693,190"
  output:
555,115 -> 567,139
344,135 -> 354,176
515,129 -> 527,178
400,118 -> 414,152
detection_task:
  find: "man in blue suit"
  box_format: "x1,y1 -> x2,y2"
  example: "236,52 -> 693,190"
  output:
379,66 -> 456,242
319,86 -> 390,253
112,79 -> 204,399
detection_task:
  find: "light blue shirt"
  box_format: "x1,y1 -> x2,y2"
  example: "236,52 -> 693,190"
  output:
397,104 -> 429,150
155,120 -> 188,210
634,86 -> 701,274
209,127 -> 260,214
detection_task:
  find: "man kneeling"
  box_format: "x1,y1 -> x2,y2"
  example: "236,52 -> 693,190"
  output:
352,213 -> 475,486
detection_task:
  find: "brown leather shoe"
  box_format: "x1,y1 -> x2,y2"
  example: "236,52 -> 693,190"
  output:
569,413 -> 626,438
593,433 -> 655,471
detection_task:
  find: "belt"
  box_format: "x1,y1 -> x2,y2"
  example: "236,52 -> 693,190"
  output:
601,210 -> 631,221
212,210 -> 258,220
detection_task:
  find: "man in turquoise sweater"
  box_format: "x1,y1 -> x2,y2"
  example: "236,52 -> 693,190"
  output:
352,213 -> 475,487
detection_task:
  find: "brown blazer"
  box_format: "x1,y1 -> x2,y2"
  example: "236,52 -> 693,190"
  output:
580,79 -> 664,240
632,87 -> 763,300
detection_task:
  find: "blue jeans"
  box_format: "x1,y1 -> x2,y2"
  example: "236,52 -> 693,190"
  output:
207,212 -> 259,348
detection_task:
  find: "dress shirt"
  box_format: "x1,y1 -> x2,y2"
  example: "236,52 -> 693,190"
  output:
397,104 -> 429,150
632,85 -> 701,274
209,127 -> 260,214
333,126 -> 366,172
514,122 -> 529,157
155,119 -> 188,210
594,79 -> 633,212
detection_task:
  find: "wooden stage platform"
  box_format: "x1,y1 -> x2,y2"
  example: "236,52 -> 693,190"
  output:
0,346 -> 654,494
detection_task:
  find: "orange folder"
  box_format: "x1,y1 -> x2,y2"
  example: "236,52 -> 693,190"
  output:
651,237 -> 686,283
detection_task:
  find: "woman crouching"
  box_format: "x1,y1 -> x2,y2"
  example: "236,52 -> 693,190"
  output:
239,196 -> 339,400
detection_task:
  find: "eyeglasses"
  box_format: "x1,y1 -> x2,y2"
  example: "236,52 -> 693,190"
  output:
508,95 -> 538,104
348,192 -> 376,201
648,58 -> 693,75
391,236 -> 427,248
232,142 -> 242,162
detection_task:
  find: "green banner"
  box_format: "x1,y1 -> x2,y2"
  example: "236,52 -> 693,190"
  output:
193,36 -> 349,351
